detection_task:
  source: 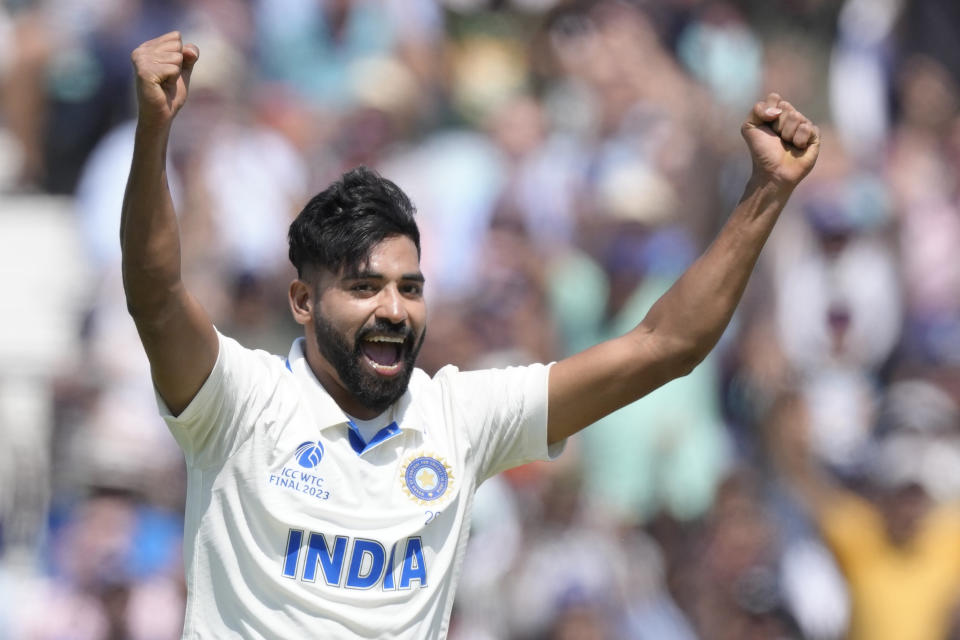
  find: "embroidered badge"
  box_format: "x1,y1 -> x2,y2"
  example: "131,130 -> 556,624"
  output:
401,455 -> 454,504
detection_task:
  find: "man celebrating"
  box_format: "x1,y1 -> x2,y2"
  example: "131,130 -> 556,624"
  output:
122,32 -> 819,638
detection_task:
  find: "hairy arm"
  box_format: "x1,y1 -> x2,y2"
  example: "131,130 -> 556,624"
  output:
548,94 -> 820,444
121,31 -> 217,415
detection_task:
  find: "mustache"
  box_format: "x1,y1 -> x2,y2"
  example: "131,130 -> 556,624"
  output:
355,319 -> 415,345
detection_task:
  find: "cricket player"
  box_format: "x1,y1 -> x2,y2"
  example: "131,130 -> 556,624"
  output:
121,32 -> 819,638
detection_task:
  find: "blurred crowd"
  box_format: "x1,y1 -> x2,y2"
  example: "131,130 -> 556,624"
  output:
1,0 -> 960,638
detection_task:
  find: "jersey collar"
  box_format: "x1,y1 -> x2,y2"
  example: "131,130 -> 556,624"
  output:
285,338 -> 424,449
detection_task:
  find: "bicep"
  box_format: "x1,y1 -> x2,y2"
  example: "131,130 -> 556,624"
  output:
131,283 -> 218,416
547,327 -> 690,445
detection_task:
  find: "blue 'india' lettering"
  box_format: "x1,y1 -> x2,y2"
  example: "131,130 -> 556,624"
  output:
281,529 -> 427,590
399,537 -> 426,589
282,529 -> 303,578
383,542 -> 397,590
304,533 -> 348,586
346,538 -> 386,589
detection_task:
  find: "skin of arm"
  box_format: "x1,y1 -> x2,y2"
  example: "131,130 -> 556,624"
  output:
121,31 -> 217,416
547,94 -> 821,445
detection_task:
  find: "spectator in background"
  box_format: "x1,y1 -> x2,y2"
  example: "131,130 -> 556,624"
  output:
0,2 -> 52,190
888,53 -> 960,369
769,140 -> 901,474
765,385 -> 960,640
2,1 -> 960,638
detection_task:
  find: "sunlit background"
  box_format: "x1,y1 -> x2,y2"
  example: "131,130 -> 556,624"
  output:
1,0 -> 960,638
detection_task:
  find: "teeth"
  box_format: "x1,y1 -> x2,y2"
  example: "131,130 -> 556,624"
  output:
365,336 -> 404,343
367,360 -> 401,371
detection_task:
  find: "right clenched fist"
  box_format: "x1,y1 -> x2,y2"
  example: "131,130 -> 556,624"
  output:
131,31 -> 199,128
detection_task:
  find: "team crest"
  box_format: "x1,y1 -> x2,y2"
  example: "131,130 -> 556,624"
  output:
401,455 -> 454,504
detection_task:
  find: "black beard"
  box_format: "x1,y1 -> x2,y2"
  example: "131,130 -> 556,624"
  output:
313,313 -> 424,415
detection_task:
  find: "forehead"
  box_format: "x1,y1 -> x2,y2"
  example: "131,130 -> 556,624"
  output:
348,235 -> 420,275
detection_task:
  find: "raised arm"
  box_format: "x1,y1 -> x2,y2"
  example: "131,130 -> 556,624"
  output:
548,94 -> 820,444
121,31 -> 217,415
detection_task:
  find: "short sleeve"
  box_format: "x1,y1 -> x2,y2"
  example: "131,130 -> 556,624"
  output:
440,362 -> 564,483
155,331 -> 284,469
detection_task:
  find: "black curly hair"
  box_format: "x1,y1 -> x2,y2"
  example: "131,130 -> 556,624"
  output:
288,166 -> 420,277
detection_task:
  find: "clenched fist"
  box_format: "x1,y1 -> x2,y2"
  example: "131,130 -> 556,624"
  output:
131,31 -> 199,128
742,93 -> 820,189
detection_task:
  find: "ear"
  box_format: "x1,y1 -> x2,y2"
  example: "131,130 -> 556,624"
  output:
288,278 -> 313,326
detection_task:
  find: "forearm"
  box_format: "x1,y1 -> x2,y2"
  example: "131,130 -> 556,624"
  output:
547,94 -> 818,444
120,32 -> 217,415
638,176 -> 793,370
120,121 -> 183,319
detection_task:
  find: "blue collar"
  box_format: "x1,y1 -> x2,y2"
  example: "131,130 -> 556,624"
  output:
345,420 -> 402,455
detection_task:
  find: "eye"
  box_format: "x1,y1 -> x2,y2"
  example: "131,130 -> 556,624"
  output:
400,282 -> 423,297
350,282 -> 377,296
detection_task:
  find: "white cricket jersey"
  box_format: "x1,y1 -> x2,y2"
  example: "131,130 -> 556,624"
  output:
157,332 -> 560,639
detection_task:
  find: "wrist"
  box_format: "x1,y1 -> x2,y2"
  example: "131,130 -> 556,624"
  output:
134,117 -> 174,153
745,172 -> 795,200
135,111 -> 173,138
736,173 -> 795,224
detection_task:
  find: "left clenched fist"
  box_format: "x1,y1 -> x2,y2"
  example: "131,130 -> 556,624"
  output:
741,93 -> 820,188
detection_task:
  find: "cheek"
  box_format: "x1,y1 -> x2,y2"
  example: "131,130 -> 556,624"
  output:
411,305 -> 427,334
319,296 -> 370,329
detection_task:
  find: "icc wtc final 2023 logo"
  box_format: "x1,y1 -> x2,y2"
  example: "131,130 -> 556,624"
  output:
295,441 -> 324,469
402,455 -> 453,504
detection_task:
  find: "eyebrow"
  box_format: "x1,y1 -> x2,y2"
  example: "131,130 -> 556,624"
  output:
342,270 -> 426,283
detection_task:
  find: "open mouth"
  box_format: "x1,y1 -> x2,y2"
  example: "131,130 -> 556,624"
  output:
359,335 -> 406,376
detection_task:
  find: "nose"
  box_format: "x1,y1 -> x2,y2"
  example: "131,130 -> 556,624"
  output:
375,285 -> 408,324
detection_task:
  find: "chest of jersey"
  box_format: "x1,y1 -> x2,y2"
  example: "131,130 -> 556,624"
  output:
223,393 -> 468,597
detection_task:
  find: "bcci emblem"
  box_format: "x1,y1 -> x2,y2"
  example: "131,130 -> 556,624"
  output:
295,441 -> 324,469
401,455 -> 453,504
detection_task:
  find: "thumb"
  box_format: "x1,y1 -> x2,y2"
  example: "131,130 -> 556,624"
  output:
744,93 -> 783,130
181,43 -> 200,87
